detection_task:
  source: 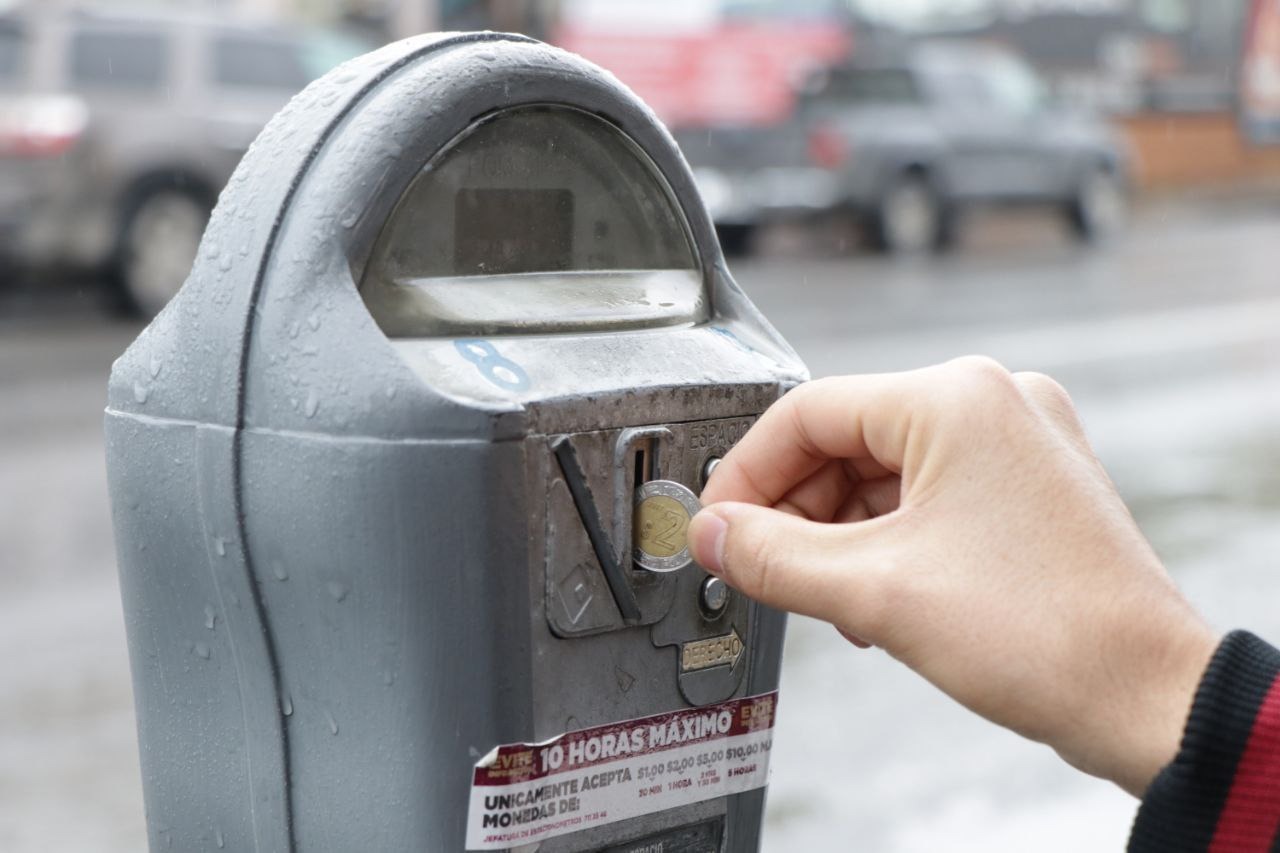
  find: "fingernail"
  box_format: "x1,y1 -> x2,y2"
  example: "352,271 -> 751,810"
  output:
689,508 -> 728,576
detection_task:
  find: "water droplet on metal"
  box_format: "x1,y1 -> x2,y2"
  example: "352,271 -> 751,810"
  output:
204,605 -> 217,631
282,694 -> 293,716
216,830 -> 225,849
304,391 -> 320,418
214,537 -> 226,558
193,642 -> 211,660
271,560 -> 288,581
307,314 -> 320,331
327,581 -> 349,603
133,382 -> 150,404
385,385 -> 397,400
148,356 -> 163,378
325,710 -> 339,735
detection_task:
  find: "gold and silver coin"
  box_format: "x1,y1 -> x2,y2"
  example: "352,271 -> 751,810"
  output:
633,480 -> 701,573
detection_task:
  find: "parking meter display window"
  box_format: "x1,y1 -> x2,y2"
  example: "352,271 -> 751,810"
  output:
454,187 -> 574,273
361,105 -> 707,337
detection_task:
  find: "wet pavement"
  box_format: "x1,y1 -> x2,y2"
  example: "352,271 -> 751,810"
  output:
1,201 -> 1278,851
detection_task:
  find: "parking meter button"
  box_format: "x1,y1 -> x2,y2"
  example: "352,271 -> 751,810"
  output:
702,455 -> 722,487
700,576 -> 731,618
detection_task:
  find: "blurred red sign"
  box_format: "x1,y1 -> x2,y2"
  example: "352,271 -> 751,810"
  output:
1242,0 -> 1280,143
554,23 -> 852,129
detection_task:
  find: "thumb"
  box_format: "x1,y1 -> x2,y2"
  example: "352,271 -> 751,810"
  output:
688,502 -> 888,626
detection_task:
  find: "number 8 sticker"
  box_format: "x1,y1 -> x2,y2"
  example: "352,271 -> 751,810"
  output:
454,339 -> 531,392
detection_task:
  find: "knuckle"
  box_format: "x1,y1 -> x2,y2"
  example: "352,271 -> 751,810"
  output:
1015,371 -> 1073,408
948,355 -> 1016,391
1018,373 -> 1082,426
785,377 -> 833,409
766,381 -> 812,428
934,356 -> 1021,424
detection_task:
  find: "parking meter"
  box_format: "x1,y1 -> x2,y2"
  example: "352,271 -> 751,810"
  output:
106,32 -> 806,853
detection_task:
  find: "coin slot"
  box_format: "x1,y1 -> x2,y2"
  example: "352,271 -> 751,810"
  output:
633,440 -> 653,488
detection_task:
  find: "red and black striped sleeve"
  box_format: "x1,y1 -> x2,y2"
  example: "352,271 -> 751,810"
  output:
1130,631 -> 1280,852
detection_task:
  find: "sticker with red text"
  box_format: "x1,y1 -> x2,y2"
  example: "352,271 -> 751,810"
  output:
465,691 -> 777,850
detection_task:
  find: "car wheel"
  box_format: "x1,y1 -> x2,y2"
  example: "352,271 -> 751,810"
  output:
1066,166 -> 1126,244
115,189 -> 210,318
715,223 -> 757,258
870,172 -> 942,256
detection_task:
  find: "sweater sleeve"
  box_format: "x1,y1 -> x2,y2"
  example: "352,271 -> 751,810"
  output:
1129,630 -> 1280,852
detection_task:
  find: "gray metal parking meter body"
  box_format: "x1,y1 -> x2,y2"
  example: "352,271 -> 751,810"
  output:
106,32 -> 806,853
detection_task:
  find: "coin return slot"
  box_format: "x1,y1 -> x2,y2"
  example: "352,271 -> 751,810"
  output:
552,436 -> 642,622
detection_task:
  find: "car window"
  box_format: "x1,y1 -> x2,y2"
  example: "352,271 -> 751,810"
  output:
211,34 -> 309,91
809,69 -> 922,106
0,19 -> 23,82
70,29 -> 168,90
927,69 -> 991,107
981,55 -> 1049,114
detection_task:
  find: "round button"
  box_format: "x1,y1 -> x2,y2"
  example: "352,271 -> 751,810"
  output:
700,576 -> 730,617
702,456 -> 722,487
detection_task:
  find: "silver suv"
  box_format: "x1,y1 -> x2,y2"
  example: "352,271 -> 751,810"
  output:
0,3 -> 371,315
682,41 -> 1131,256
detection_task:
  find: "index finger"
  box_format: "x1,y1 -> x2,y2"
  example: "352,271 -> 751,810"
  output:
701,373 -> 916,508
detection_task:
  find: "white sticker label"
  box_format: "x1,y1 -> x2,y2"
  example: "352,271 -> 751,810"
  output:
465,691 -> 777,851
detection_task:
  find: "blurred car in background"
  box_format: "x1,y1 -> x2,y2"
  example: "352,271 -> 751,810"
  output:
0,4 -> 372,316
679,41 -> 1131,256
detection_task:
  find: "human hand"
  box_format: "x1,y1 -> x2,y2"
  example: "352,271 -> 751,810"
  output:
688,357 -> 1217,797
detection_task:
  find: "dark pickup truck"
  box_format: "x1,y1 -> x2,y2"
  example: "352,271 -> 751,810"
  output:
676,41 -> 1131,255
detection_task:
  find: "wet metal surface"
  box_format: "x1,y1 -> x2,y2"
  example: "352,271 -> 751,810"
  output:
2,201 -> 1279,851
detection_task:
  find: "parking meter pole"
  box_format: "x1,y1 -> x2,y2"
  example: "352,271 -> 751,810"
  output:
107,32 -> 807,852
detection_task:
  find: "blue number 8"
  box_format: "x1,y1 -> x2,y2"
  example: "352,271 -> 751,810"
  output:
454,339 -> 531,392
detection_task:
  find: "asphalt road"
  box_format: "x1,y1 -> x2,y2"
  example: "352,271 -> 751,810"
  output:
1,201 -> 1278,852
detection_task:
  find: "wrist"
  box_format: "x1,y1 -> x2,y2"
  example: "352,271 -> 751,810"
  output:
1063,611 -> 1218,797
